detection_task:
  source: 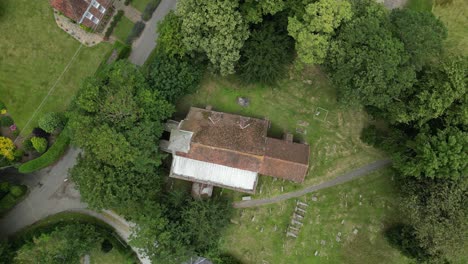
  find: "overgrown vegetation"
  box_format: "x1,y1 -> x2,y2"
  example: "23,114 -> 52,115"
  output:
0,183 -> 27,215
126,21 -> 145,44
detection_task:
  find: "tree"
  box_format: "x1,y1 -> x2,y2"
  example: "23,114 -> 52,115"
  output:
176,0 -> 249,75
327,0 -> 416,108
387,56 -> 467,125
14,224 -> 101,264
392,126 -> 467,180
38,112 -> 65,133
156,11 -> 188,58
390,9 -> 447,70
240,0 -> 286,24
147,52 -> 204,103
399,177 -> 468,261
69,61 -> 173,210
237,16 -> 294,85
288,0 -> 352,65
31,137 -> 47,154
0,136 -> 15,161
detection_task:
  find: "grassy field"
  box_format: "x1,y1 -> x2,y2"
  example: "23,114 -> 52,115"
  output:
406,0 -> 467,56
131,0 -> 150,12
113,16 -> 134,43
0,0 -> 111,134
177,67 -> 385,200
219,169 -> 411,264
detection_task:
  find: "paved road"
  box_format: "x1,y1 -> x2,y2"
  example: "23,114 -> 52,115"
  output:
128,0 -> 177,65
233,159 -> 392,208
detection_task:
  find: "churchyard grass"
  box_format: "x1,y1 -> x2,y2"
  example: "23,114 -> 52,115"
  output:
113,16 -> 135,43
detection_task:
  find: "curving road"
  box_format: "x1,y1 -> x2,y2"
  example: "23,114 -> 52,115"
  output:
233,159 -> 392,208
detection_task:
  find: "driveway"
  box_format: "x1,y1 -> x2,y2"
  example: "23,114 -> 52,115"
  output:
129,0 -> 178,65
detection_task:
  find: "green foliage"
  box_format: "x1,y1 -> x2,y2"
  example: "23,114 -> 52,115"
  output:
30,137 -> 47,154
38,112 -> 65,133
9,185 -> 26,198
390,9 -> 447,70
385,224 -> 431,261
105,10 -> 124,39
238,16 -> 294,85
0,101 -> 6,110
393,126 -> 467,180
21,138 -> 33,152
288,0 -> 352,65
147,52 -> 204,102
19,128 -> 70,174
0,240 -> 13,264
69,61 -> 173,209
240,0 -> 286,24
0,184 -> 27,215
126,21 -> 145,44
124,0 -> 132,5
0,115 -> 13,127
327,0 -> 416,108
13,223 -> 101,263
156,11 -> 188,58
141,0 -> 161,21
177,0 -> 249,75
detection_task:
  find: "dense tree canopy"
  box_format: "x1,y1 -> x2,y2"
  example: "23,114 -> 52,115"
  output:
288,0 -> 352,65
240,0 -> 286,24
176,0 -> 249,76
327,0 -> 416,108
69,61 -> 173,209
156,11 -> 187,58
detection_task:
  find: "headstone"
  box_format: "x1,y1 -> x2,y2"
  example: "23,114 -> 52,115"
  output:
297,201 -> 309,207
341,219 -> 345,225
338,232 -> 342,237
353,228 -> 358,235
260,227 -> 264,233
251,216 -> 255,222
311,196 -> 318,202
242,196 -> 252,201
336,237 -> 341,242
314,251 -> 319,256
237,97 -> 250,107
359,202 -> 362,206
230,219 -> 239,225
320,240 -> 326,245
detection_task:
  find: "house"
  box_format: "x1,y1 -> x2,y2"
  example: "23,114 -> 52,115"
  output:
50,0 -> 112,30
163,107 -> 310,194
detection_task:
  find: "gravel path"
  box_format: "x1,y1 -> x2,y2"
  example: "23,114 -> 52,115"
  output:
233,159 -> 392,208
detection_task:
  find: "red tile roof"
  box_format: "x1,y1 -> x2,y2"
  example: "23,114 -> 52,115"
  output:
177,107 -> 310,182
50,0 -> 112,28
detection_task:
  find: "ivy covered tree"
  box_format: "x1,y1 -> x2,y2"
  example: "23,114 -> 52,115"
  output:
288,0 -> 352,65
68,61 -> 173,209
176,0 -> 249,75
327,0 -> 416,108
237,15 -> 294,85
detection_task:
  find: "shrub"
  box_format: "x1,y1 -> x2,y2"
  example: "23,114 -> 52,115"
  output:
0,101 -> 6,111
0,182 -> 10,193
101,239 -> 113,253
124,0 -> 132,5
22,138 -> 33,152
0,136 -> 15,161
9,185 -> 26,198
38,112 -> 65,133
31,137 -> 48,154
104,10 -> 124,39
32,127 -> 49,139
19,129 -> 70,174
126,21 -> 145,44
0,116 -> 13,127
141,0 -> 161,21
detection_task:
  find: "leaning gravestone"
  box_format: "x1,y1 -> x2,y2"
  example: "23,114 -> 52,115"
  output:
237,97 -> 250,107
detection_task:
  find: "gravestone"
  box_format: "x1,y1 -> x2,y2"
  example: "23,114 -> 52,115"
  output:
237,97 -> 250,107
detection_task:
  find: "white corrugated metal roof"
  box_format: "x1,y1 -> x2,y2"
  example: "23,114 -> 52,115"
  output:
172,156 -> 258,191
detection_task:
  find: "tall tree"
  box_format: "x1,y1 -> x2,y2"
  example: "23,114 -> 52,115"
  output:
176,0 -> 249,75
156,11 -> 188,58
390,9 -> 447,70
240,0 -> 286,24
288,0 -> 352,65
327,0 -> 416,108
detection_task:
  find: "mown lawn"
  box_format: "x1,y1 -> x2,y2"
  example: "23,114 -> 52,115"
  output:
177,67 -> 385,200
405,0 -> 433,12
219,169 -> 411,264
433,0 -> 468,56
131,0 -> 150,12
0,0 -> 111,134
113,16 -> 134,43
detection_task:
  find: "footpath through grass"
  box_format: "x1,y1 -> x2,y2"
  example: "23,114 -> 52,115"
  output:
0,0 -> 111,133
220,169 -> 411,264
177,68 -> 385,200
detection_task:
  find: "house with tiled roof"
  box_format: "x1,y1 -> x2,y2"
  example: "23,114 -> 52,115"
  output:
50,0 -> 112,30
162,107 -> 310,194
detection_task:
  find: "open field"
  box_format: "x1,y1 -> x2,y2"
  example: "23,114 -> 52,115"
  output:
177,67 -> 385,200
0,0 -> 111,134
219,169 -> 411,264
113,16 -> 134,43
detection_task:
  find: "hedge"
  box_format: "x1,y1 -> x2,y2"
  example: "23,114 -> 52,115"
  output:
18,128 -> 70,174
0,116 -> 14,127
104,10 -> 124,39
141,0 -> 161,21
0,185 -> 27,215
126,21 -> 145,44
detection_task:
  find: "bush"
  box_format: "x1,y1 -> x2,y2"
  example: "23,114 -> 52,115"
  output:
0,182 -> 10,193
141,0 -> 161,21
105,10 -> 124,39
126,21 -> 145,44
101,239 -> 113,253
124,0 -> 132,5
0,136 -> 15,161
32,127 -> 49,139
9,185 -> 26,198
38,112 -> 65,133
360,125 -> 383,147
31,137 -> 48,154
19,129 -> 70,174
0,101 -> 5,111
0,116 -> 13,127
22,138 -> 34,152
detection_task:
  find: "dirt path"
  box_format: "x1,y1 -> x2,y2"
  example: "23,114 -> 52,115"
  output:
233,159 -> 392,208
